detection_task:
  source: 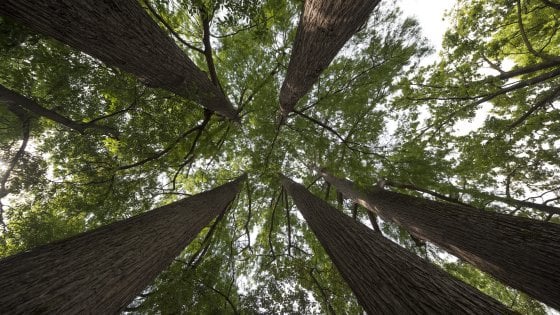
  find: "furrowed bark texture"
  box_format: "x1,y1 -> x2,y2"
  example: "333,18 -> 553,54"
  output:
0,174 -> 246,314
320,169 -> 560,310
281,175 -> 512,314
279,0 -> 380,117
0,0 -> 238,120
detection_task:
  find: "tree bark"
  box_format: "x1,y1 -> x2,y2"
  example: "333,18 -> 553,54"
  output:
318,168 -> 560,310
0,0 -> 238,120
0,174 -> 246,314
385,179 -> 560,216
281,175 -> 512,314
279,0 -> 380,118
0,84 -> 116,136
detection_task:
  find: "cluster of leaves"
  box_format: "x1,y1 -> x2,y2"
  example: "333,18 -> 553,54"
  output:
0,0 -> 557,313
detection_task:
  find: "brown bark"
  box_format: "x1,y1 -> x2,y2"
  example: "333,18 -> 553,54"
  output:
385,179 -> 560,216
0,84 -> 117,136
279,0 -> 380,118
0,174 -> 246,314
319,168 -> 560,310
0,0 -> 238,120
281,175 -> 512,314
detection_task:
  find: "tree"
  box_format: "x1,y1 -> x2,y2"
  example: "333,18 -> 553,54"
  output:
0,0 -> 554,313
0,0 -> 238,120
281,174 -> 512,313
0,174 -> 245,314
317,167 -> 560,310
279,0 -> 380,119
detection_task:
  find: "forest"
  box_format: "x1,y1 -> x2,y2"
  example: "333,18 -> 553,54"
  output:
0,0 -> 559,313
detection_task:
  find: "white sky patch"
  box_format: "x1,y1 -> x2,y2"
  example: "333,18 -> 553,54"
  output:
398,0 -> 456,55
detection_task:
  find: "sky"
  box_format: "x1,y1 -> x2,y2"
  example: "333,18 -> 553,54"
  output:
398,0 -> 455,52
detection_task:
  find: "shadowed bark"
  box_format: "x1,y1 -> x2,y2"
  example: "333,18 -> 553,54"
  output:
0,174 -> 246,314
281,175 -> 512,314
318,168 -> 560,310
0,0 -> 238,120
279,0 -> 380,118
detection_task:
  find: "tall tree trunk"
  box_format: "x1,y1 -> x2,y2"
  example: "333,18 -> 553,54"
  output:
0,174 -> 246,314
0,84 -> 116,136
318,168 -> 560,310
279,0 -> 380,119
281,175 -> 512,314
385,179 -> 560,216
0,0 -> 238,120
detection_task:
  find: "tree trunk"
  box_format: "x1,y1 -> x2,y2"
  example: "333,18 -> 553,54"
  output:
385,179 -> 560,216
279,0 -> 380,118
0,84 -> 116,136
0,0 -> 238,120
0,174 -> 246,314
319,168 -> 560,310
281,175 -> 512,314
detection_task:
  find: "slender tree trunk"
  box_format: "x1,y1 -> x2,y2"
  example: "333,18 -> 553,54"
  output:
319,168 -> 560,310
0,0 -> 238,120
0,174 -> 246,314
281,175 -> 512,314
0,84 -> 116,136
279,0 -> 380,118
385,179 -> 560,216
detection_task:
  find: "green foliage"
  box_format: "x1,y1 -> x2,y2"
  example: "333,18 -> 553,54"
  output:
0,0 -> 556,313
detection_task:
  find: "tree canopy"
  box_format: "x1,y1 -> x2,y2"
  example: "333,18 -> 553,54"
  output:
0,0 -> 558,313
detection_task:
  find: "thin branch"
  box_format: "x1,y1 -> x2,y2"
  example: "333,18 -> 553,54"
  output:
243,181 -> 253,252
87,88 -> 145,125
268,190 -> 283,260
293,109 -> 388,160
384,180 -> 476,208
195,280 -> 239,315
309,268 -> 337,315
0,107 -> 30,199
421,67 -> 560,137
183,206 -> 227,270
508,85 -> 560,129
541,0 -> 560,10
517,0 -> 560,61
142,0 -> 204,54
200,7 -> 222,89
0,84 -> 117,137
284,188 -> 292,256
170,111 -> 212,189
0,106 -> 31,229
118,119 -> 207,171
211,16 -> 273,38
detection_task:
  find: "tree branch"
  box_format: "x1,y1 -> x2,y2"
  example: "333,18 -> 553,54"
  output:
142,0 -> 204,54
516,0 -> 560,61
508,84 -> 560,129
200,7 -> 222,89
118,120 -> 207,171
0,84 -> 117,137
541,0 -> 560,10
